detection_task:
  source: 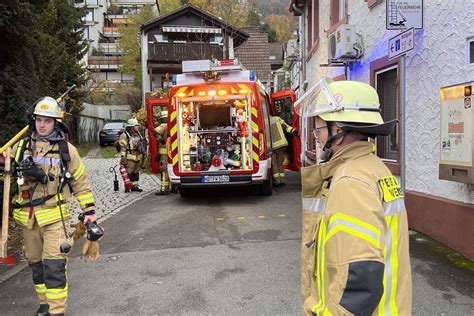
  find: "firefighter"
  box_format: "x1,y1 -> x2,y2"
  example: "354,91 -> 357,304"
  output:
300,79 -> 412,315
154,111 -> 170,195
119,118 -> 145,192
9,97 -> 97,316
270,115 -> 297,187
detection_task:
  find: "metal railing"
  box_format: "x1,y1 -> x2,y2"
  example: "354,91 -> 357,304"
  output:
147,43 -> 223,62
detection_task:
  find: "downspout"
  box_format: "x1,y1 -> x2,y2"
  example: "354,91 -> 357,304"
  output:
292,3 -> 306,95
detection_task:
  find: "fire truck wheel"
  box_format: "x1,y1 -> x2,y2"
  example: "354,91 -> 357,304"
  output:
260,177 -> 273,196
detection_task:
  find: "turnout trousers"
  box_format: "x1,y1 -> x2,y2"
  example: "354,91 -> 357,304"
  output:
23,220 -> 71,314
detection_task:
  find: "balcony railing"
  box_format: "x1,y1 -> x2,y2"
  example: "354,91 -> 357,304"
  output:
148,43 -> 223,62
98,43 -> 119,54
87,56 -> 122,70
103,27 -> 120,37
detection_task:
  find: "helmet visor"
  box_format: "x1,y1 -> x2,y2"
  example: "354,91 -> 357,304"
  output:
294,78 -> 338,118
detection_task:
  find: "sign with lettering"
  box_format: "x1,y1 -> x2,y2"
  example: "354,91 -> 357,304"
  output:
386,0 -> 423,30
388,28 -> 414,60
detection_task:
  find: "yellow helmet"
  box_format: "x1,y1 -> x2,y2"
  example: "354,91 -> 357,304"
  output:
127,118 -> 139,126
296,78 -> 396,136
33,97 -> 62,119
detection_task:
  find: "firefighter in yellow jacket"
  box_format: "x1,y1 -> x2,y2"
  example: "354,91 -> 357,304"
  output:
154,111 -> 170,195
119,118 -> 146,192
298,79 -> 412,315
10,97 -> 97,316
270,116 -> 297,187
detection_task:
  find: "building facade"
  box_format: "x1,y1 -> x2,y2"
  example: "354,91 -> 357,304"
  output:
140,4 -> 249,100
75,0 -> 158,87
290,0 -> 474,259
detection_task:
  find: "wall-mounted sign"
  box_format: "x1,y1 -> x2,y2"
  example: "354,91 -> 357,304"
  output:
388,28 -> 414,60
386,0 -> 423,30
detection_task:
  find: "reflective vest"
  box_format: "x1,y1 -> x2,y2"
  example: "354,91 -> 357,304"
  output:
155,123 -> 168,155
12,138 -> 95,229
301,141 -> 411,316
270,116 -> 294,150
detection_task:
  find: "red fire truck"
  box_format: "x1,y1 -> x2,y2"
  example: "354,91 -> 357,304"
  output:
164,59 -> 297,197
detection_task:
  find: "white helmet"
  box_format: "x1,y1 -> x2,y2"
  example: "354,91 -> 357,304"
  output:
160,110 -> 168,119
33,97 -> 62,119
127,118 -> 139,126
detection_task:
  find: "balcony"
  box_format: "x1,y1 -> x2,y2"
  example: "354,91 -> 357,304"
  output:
147,43 -> 223,62
103,27 -> 120,37
87,56 -> 122,70
98,43 -> 119,55
74,0 -> 100,8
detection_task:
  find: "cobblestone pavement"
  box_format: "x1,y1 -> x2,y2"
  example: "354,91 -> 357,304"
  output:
70,157 -> 161,223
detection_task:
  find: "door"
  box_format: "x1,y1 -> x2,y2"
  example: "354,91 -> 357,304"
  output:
270,89 -> 301,171
146,97 -> 169,174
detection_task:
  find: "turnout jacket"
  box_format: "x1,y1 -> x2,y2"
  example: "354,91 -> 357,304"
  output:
12,138 -> 95,229
154,123 -> 168,155
270,116 -> 296,150
301,141 -> 411,316
119,129 -> 144,161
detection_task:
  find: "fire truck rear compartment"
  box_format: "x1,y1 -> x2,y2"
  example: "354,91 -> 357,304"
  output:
178,98 -> 253,173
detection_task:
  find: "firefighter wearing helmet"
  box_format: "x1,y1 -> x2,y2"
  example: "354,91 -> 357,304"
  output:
154,110 -> 170,195
10,97 -> 98,315
298,79 -> 412,315
119,118 -> 147,192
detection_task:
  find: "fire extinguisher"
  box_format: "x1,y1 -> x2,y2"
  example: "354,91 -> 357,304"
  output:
119,164 -> 132,190
109,166 -> 119,191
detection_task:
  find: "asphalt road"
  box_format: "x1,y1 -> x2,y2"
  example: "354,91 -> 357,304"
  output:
0,171 -> 472,315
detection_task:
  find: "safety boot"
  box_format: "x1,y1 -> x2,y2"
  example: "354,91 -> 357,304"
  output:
124,188 -> 131,193
36,304 -> 49,316
155,190 -> 169,196
131,186 -> 143,192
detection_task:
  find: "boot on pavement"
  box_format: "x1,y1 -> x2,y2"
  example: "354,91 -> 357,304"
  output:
155,190 -> 169,196
131,186 -> 143,192
37,304 -> 49,316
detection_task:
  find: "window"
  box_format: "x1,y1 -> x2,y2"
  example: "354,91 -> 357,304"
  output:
306,0 -> 320,54
376,67 -> 398,161
328,0 -> 348,34
371,56 -> 400,174
469,38 -> 474,64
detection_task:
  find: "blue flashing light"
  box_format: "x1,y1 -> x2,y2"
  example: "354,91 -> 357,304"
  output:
172,75 -> 177,86
250,70 -> 256,81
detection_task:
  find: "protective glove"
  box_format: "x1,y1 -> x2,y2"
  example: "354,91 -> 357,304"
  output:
292,129 -> 299,136
120,156 -> 127,166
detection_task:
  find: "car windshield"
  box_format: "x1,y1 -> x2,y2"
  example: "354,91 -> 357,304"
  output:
103,123 -> 124,130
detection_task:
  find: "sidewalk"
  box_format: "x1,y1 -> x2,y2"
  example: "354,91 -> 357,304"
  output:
0,156 -> 161,282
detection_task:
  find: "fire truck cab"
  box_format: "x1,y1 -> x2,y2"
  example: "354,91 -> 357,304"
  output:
167,59 -> 293,197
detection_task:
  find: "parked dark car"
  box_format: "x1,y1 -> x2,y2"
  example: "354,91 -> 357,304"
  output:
99,122 -> 126,146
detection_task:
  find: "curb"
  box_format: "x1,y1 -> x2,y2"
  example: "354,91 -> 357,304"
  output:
0,262 -> 28,284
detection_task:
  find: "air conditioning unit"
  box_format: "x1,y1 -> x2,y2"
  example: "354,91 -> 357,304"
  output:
328,24 -> 361,60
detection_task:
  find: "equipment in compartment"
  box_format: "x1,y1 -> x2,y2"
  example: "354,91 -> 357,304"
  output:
179,98 -> 251,172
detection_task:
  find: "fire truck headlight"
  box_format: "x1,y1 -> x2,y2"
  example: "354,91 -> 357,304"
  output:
208,90 -> 216,96
198,91 -> 206,96
218,89 -> 227,96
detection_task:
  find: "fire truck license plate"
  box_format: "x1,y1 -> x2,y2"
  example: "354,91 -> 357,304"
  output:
202,175 -> 230,183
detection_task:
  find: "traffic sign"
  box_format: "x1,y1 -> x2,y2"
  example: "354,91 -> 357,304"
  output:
388,28 -> 414,60
386,0 -> 423,30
